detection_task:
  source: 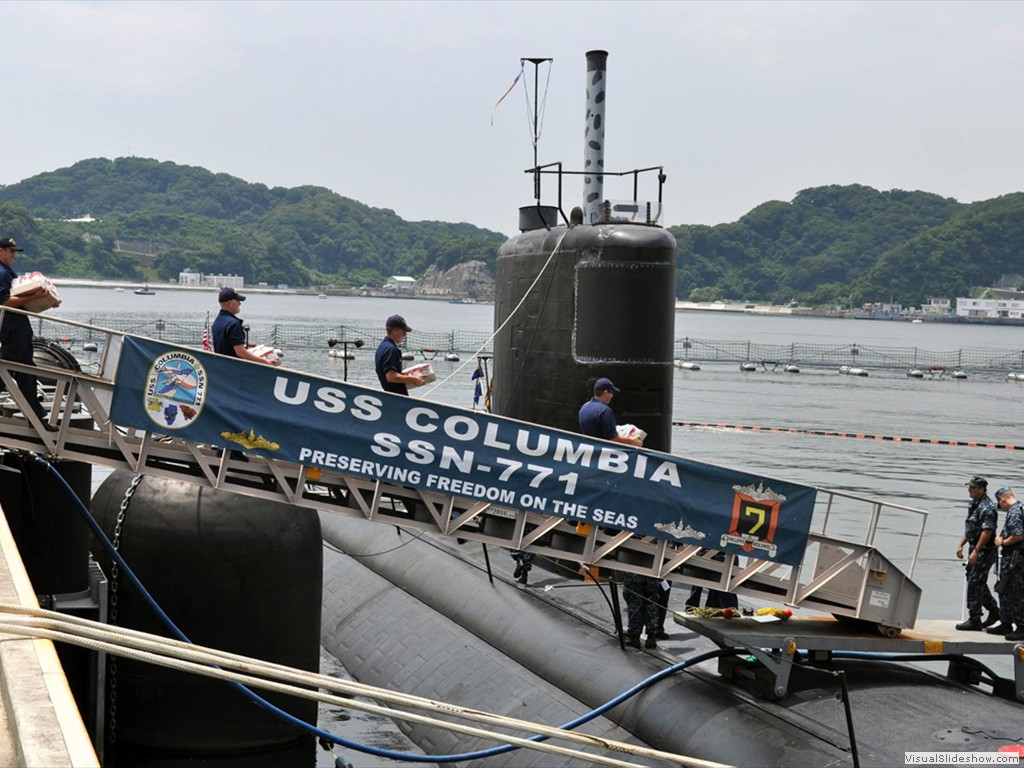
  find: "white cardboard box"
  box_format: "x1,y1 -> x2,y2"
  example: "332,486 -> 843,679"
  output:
616,423 -> 647,442
248,344 -> 280,364
11,272 -> 60,313
402,362 -> 436,387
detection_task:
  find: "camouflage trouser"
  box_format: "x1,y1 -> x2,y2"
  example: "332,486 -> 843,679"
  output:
965,549 -> 998,620
996,553 -> 1024,626
622,574 -> 660,637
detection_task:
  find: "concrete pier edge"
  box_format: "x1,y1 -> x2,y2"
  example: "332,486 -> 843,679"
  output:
0,500 -> 99,767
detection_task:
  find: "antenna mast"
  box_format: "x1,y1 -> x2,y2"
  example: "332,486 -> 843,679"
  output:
522,57 -> 552,202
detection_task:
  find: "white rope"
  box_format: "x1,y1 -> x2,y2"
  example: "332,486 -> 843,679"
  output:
0,604 -> 730,768
424,227 -> 571,396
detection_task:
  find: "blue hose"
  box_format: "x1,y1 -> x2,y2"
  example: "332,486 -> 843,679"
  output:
36,456 -> 733,763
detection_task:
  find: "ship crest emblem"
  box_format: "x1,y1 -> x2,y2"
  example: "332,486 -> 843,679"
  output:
143,351 -> 207,430
719,481 -> 786,559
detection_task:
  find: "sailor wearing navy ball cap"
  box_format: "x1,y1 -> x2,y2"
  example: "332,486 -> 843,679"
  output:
955,475 -> 999,631
578,377 -> 642,447
211,287 -> 279,366
0,236 -> 59,425
375,314 -> 423,395
989,487 -> 1024,640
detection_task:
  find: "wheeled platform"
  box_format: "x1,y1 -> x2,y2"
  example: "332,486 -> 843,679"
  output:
675,614 -> 1024,703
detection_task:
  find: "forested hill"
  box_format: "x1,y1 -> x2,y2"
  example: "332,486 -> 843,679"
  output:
1,158 -> 1022,305
670,185 -> 1024,307
0,157 -> 507,288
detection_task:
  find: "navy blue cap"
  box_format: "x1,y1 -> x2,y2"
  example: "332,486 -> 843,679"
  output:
995,487 -> 1012,501
386,314 -> 411,332
0,237 -> 23,251
966,476 -> 988,488
594,377 -> 620,394
218,287 -> 245,302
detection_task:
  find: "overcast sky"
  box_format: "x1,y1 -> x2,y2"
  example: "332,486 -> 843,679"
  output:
4,1 -> 1023,237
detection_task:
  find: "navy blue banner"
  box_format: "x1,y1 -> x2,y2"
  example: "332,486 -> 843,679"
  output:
109,338 -> 816,564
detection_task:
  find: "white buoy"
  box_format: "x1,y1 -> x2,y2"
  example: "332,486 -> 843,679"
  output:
907,369 -> 924,379
739,362 -> 756,372
82,342 -> 99,352
840,365 -> 869,377
952,370 -> 967,379
444,352 -> 460,362
784,364 -> 800,373
675,360 -> 700,370
402,351 -> 415,361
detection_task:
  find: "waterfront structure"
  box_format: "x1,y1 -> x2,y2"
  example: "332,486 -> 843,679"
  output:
385,275 -> 417,293
178,270 -> 244,289
956,291 -> 1024,319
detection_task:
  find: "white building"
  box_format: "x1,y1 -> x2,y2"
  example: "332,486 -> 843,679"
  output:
921,297 -> 952,316
178,270 -> 244,289
385,275 -> 417,293
956,295 -> 1024,319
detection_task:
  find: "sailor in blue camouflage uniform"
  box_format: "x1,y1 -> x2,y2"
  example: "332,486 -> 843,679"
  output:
989,487 -> 1024,641
621,573 -> 661,649
955,476 -> 1000,631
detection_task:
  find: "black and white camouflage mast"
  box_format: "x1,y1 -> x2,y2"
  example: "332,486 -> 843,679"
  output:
583,49 -> 608,225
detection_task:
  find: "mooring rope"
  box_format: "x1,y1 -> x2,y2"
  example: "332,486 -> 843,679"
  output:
0,602 -> 729,768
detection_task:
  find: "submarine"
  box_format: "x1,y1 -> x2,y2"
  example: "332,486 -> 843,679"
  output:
0,50 -> 1021,768
316,49 -> 1024,766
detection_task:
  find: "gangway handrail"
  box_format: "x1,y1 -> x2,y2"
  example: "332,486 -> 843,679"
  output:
814,486 -> 928,579
0,314 -> 928,634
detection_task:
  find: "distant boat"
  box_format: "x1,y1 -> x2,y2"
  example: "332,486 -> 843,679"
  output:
449,298 -> 477,305
114,287 -> 125,293
134,285 -> 155,295
317,293 -> 327,299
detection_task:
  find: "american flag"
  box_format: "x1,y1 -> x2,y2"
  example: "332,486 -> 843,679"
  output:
202,314 -> 212,351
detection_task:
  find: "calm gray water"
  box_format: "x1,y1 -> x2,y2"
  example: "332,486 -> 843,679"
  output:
56,287 -> 1024,622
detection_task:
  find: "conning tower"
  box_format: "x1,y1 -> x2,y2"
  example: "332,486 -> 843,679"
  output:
493,50 -> 677,451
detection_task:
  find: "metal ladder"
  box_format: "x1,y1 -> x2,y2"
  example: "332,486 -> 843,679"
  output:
0,314 -> 926,635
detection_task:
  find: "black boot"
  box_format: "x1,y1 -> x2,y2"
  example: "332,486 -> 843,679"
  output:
982,610 -> 1000,628
955,617 -> 983,631
644,635 -> 658,649
1006,626 -> 1024,642
626,635 -> 641,648
986,622 -> 1013,635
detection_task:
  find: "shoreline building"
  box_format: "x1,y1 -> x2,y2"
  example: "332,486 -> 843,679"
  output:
178,270 -> 244,290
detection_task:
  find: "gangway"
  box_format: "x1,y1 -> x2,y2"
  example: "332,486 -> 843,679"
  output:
0,312 -> 927,636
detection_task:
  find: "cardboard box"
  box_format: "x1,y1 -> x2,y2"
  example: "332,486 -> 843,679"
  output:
11,272 -> 60,313
616,424 -> 647,442
402,362 -> 436,387
249,344 -> 280,364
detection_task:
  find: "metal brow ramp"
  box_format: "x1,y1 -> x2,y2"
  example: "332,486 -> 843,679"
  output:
0,314 -> 925,635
